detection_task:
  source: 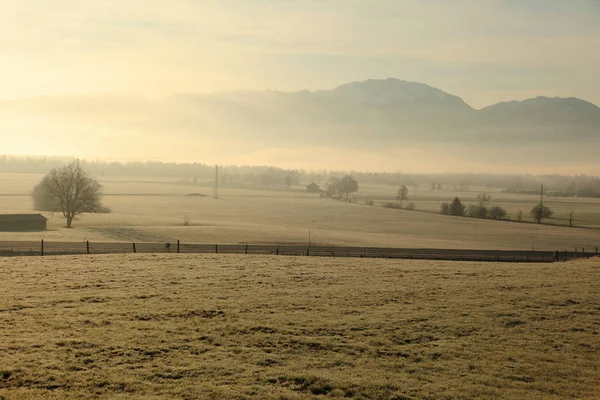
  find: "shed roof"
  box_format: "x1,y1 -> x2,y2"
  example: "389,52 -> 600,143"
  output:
0,214 -> 48,222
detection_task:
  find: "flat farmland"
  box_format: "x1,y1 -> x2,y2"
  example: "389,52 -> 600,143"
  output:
0,173 -> 599,251
356,184 -> 600,229
1,254 -> 599,399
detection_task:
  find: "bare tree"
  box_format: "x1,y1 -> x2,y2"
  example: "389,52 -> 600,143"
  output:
476,192 -> 492,207
324,177 -> 340,198
32,161 -> 107,228
183,215 -> 191,226
396,185 -> 409,208
568,209 -> 575,227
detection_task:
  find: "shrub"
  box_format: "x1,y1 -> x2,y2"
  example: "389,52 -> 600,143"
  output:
530,205 -> 553,223
440,202 -> 450,215
383,202 -> 401,209
488,206 -> 508,220
364,199 -> 374,206
467,205 -> 488,218
405,202 -> 415,211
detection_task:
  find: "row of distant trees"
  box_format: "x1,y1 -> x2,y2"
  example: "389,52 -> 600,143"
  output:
440,194 -> 554,223
551,180 -> 600,198
4,155 -> 600,196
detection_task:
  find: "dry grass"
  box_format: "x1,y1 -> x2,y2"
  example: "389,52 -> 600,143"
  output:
358,183 -> 600,228
1,254 -> 599,399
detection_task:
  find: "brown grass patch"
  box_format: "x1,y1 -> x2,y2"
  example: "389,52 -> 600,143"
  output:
1,254 -> 599,399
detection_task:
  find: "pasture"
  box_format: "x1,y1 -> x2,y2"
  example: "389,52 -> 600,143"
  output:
0,254 -> 599,399
0,173 -> 599,251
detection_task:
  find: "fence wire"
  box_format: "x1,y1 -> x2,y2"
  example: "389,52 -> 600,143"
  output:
1,240 -> 598,262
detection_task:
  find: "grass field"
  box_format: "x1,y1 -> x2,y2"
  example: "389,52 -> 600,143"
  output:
1,173 -> 600,251
1,254 -> 599,399
356,183 -> 600,229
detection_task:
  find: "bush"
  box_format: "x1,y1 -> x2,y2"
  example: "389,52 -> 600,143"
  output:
364,199 -> 374,206
383,202 -> 401,209
467,205 -> 488,218
440,202 -> 450,215
530,205 -> 553,222
405,202 -> 415,211
487,206 -> 507,220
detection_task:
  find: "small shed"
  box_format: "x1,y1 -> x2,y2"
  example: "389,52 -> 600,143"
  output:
0,214 -> 48,232
306,183 -> 320,193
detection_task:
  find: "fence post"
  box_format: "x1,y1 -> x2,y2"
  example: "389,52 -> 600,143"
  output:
132,243 -> 137,253
177,240 -> 180,254
564,249 -> 567,261
86,241 -> 90,255
41,239 -> 44,257
245,244 -> 248,255
276,249 -> 279,256
306,248 -> 310,257
215,244 -> 218,254
582,248 -> 585,257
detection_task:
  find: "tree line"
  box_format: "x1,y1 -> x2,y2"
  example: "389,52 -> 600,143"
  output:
440,194 -> 554,224
3,155 -> 600,196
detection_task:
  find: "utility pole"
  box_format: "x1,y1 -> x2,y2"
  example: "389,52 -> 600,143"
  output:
214,165 -> 219,199
537,183 -> 544,224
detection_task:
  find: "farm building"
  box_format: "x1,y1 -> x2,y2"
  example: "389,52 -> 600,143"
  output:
306,183 -> 320,193
0,214 -> 48,232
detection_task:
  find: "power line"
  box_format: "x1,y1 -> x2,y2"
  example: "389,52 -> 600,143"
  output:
538,183 -> 544,223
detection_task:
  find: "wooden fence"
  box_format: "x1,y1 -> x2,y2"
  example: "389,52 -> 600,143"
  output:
0,240 -> 598,262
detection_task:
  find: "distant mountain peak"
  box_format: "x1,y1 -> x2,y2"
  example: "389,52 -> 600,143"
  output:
318,78 -> 471,109
481,95 -> 600,114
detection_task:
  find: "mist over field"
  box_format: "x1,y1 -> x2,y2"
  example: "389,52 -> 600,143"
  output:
1,79 -> 600,174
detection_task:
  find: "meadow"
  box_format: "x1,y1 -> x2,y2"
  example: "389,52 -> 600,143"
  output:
0,254 -> 599,399
0,173 -> 599,251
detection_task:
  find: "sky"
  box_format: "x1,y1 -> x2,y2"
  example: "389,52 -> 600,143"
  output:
2,0 -> 600,108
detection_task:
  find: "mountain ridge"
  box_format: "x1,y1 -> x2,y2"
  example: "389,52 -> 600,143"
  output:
2,78 -> 598,111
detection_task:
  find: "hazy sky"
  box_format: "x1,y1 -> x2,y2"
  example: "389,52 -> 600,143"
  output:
2,0 -> 600,108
